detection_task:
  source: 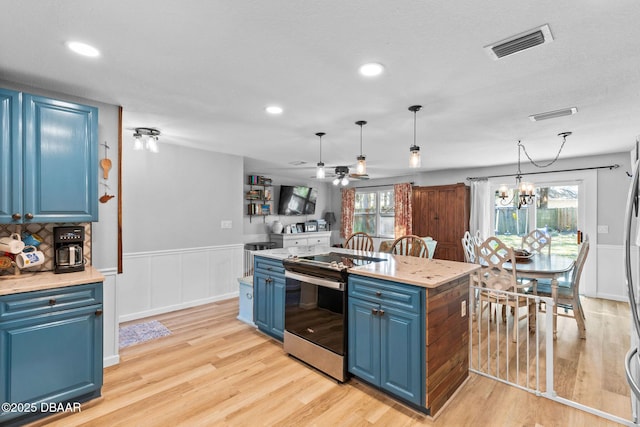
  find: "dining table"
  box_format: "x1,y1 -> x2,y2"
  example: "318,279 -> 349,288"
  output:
505,253 -> 576,339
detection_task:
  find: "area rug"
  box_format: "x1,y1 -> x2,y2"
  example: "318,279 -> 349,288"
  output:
119,320 -> 172,349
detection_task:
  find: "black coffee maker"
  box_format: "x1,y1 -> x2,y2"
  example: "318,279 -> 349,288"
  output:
54,226 -> 85,274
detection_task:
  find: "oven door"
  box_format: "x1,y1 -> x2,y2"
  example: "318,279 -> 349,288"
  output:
284,271 -> 346,356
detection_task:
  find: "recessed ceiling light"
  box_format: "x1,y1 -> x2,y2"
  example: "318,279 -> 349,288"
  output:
66,41 -> 100,57
359,63 -> 385,77
265,105 -> 283,115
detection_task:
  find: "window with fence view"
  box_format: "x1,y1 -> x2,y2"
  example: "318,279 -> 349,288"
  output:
494,184 -> 579,257
354,189 -> 394,238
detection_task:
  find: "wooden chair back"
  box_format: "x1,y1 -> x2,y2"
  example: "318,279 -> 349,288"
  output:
344,232 -> 374,252
570,235 -> 590,304
390,235 -> 428,258
522,229 -> 551,255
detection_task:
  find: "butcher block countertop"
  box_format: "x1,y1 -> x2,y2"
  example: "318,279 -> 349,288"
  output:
252,245 -> 479,289
0,266 -> 105,296
349,254 -> 479,288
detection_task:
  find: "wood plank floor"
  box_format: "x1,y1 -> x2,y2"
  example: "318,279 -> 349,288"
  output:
29,297 -> 628,426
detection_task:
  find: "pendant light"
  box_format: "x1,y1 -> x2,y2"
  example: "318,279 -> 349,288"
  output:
315,132 -> 326,179
408,105 -> 422,168
355,120 -> 367,175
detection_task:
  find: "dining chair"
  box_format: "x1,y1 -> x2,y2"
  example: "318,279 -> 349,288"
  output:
390,235 -> 429,258
533,235 -> 590,339
522,229 -> 551,255
344,232 -> 374,252
461,231 -> 477,263
474,236 -> 536,342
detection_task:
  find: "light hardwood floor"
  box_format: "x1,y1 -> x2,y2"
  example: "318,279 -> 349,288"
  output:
29,297 -> 629,426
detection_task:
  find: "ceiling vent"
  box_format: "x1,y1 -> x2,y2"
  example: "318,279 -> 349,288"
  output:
484,24 -> 553,60
529,107 -> 578,122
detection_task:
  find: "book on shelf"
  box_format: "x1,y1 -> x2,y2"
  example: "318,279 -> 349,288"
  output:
260,204 -> 271,215
246,189 -> 263,200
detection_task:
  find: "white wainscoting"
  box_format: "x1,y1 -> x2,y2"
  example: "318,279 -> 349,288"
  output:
98,268 -> 119,367
118,244 -> 244,323
597,244 -> 637,302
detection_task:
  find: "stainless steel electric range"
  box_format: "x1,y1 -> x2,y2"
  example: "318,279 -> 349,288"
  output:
282,252 -> 386,382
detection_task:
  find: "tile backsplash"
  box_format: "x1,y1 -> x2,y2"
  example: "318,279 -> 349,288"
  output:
0,223 -> 91,276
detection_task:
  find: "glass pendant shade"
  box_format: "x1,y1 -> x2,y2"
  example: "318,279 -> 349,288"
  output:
341,176 -> 349,186
356,155 -> 366,174
409,145 -> 421,168
316,162 -> 325,179
332,177 -> 340,185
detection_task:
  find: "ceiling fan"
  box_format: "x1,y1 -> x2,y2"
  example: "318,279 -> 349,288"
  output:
332,165 -> 369,186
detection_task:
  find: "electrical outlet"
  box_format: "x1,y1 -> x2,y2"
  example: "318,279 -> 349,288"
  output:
221,220 -> 232,229
461,300 -> 467,317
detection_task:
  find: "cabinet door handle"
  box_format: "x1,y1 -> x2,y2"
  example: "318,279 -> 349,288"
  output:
246,293 -> 253,300
371,308 -> 379,315
378,309 -> 385,316
48,299 -> 56,306
11,213 -> 21,220
95,309 -> 103,317
24,213 -> 34,220
375,291 -> 382,297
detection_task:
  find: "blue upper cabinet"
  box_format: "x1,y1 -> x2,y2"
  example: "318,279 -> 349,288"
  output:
0,89 -> 22,223
22,94 -> 99,223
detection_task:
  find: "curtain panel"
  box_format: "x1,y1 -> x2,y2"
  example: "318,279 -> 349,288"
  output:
470,179 -> 491,240
394,183 -> 412,238
341,187 -> 356,239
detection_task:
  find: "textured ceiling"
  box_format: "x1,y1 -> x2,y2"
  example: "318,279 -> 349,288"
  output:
2,1 -> 639,180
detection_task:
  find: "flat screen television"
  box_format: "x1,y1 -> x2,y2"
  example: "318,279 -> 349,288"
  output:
278,185 -> 318,215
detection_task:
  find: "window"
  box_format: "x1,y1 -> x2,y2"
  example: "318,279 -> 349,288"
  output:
494,183 -> 579,257
353,189 -> 395,238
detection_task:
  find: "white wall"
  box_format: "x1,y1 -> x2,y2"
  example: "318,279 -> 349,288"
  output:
118,139 -> 245,321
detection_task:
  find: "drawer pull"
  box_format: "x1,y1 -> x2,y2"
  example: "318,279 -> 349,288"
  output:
95,309 -> 103,317
378,309 -> 385,316
11,213 -> 21,220
371,308 -> 379,315
48,299 -> 56,306
375,291 -> 382,297
24,213 -> 34,220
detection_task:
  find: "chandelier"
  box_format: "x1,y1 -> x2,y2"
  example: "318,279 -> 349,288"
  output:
498,131 -> 572,209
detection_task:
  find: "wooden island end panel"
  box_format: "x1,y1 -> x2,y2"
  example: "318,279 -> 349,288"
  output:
424,274 -> 470,415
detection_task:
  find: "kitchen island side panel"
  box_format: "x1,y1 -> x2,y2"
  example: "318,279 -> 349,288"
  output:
425,275 -> 470,415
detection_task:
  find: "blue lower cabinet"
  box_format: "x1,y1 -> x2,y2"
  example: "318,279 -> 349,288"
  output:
0,283 -> 103,426
348,275 -> 425,407
253,257 -> 285,340
379,306 -> 421,404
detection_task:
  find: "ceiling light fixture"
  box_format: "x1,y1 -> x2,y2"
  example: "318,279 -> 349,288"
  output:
265,105 -> 283,115
529,107 -> 578,122
315,132 -> 326,179
359,63 -> 384,77
66,41 -> 100,57
408,105 -> 422,168
498,131 -> 572,209
355,120 -> 367,175
133,127 -> 161,153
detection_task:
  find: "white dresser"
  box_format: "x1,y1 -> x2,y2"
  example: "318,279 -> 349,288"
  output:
270,231 -> 331,248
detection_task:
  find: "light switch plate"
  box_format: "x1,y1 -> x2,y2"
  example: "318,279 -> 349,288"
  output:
221,220 -> 232,229
461,300 -> 467,317
597,225 -> 609,234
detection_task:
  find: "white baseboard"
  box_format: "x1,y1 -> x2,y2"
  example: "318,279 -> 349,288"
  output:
103,355 -> 120,368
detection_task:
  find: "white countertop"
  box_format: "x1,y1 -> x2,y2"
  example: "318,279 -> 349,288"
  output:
0,266 -> 105,296
252,246 -> 479,289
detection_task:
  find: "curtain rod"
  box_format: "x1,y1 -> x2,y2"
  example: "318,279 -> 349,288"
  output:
350,181 -> 414,189
466,164 -> 619,181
